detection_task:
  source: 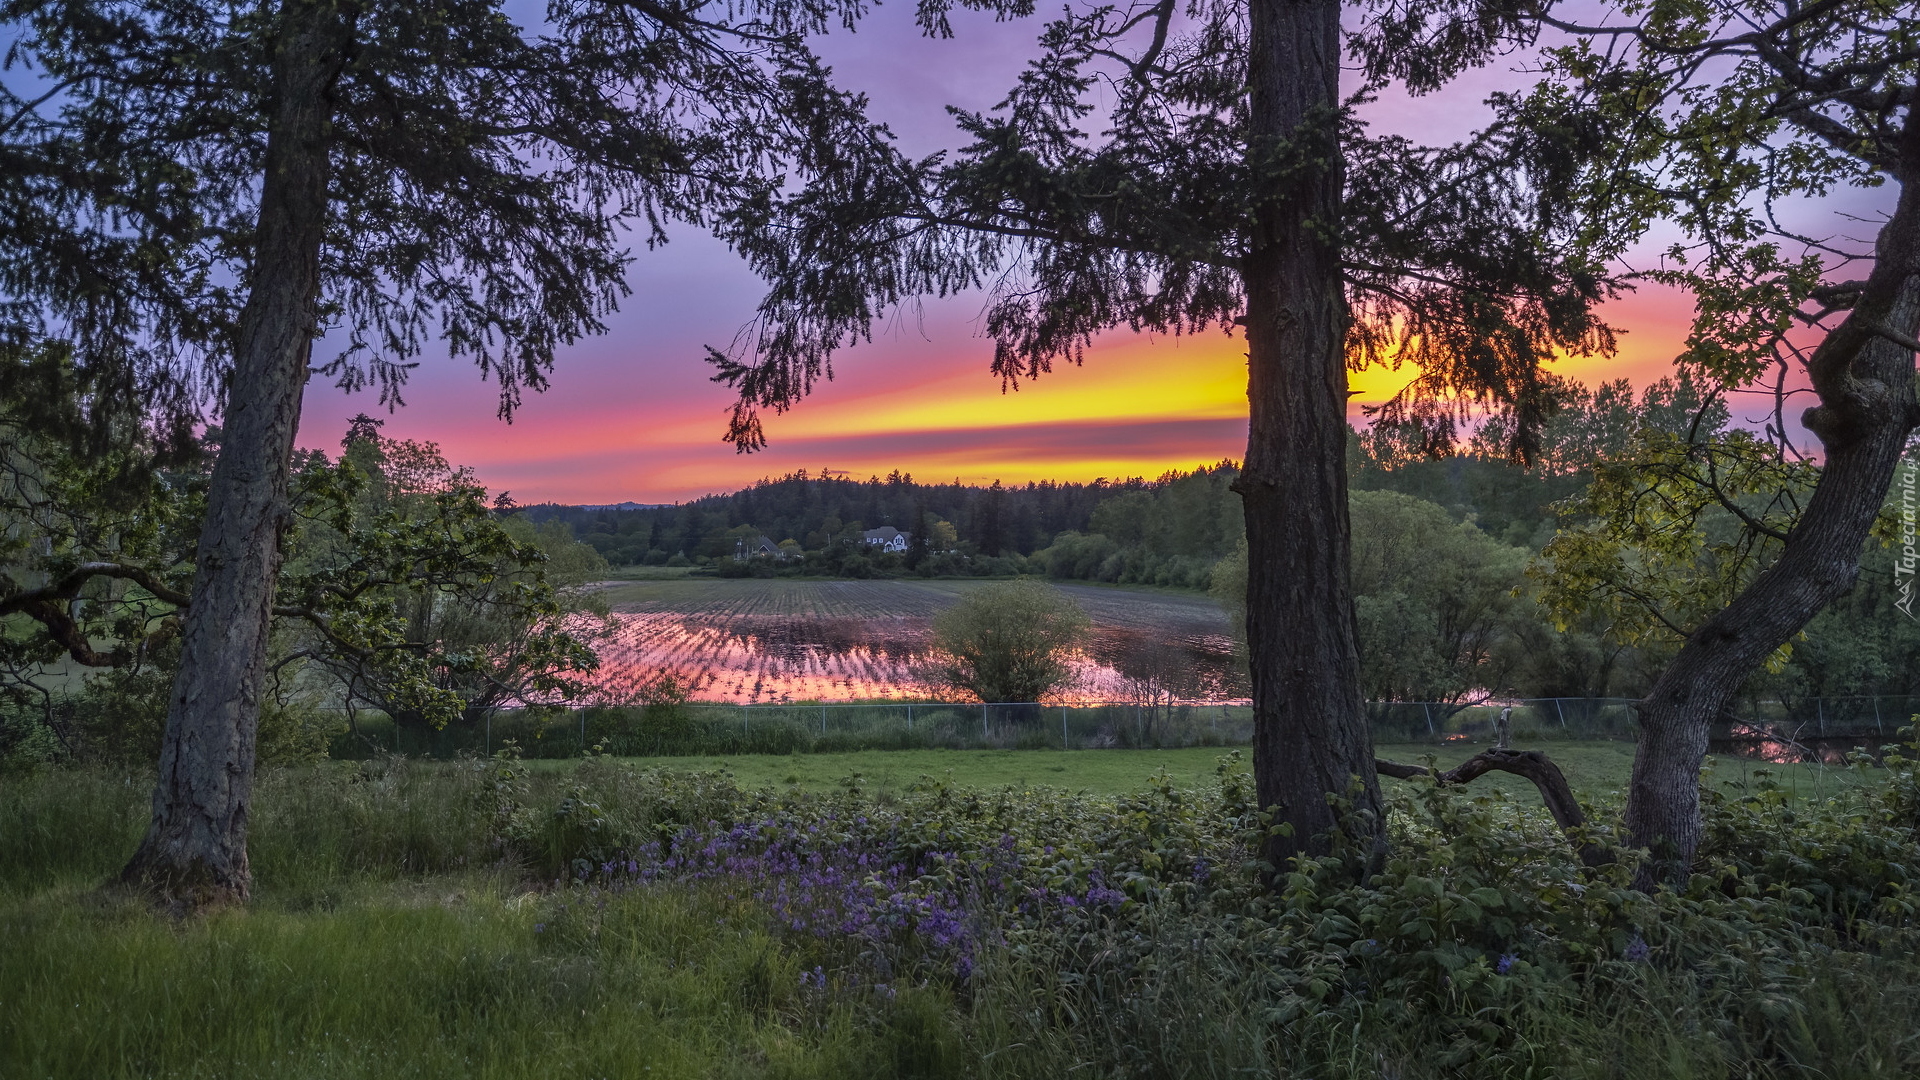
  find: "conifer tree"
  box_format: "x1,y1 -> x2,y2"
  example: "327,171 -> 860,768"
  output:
2,0 -> 872,908
708,0 -> 1621,863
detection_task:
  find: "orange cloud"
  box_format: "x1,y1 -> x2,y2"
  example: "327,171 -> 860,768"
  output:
300,282 -> 1701,504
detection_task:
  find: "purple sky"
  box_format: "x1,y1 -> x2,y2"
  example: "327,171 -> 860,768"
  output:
292,4 -> 1883,503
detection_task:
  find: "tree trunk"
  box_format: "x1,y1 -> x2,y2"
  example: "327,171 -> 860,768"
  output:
1237,0 -> 1384,870
1626,109 -> 1920,888
120,0 -> 352,910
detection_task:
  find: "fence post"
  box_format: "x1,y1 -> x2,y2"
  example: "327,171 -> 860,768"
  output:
822,704 -> 828,736
1062,706 -> 1069,749
907,703 -> 913,732
982,703 -> 989,742
1818,696 -> 1826,736
1554,698 -> 1567,730
1874,695 -> 1883,734
1422,702 -> 1433,736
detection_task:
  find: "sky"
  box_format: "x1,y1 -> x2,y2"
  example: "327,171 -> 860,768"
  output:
288,6 -> 1807,505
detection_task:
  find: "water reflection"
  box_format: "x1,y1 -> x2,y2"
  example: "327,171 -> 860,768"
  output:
1711,723 -> 1887,764
582,604 -> 1249,705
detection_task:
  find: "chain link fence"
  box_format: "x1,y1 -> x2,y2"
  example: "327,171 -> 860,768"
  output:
329,694 -> 1920,759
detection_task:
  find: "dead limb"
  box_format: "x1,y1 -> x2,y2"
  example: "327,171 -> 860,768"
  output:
1376,749 -> 1611,868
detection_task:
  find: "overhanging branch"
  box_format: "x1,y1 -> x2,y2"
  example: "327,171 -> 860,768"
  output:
1377,748 -> 1610,867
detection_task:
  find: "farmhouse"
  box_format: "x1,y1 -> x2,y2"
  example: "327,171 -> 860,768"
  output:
734,535 -> 781,560
861,526 -> 910,553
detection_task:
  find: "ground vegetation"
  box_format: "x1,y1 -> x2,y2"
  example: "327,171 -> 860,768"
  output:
2,740 -> 1916,1078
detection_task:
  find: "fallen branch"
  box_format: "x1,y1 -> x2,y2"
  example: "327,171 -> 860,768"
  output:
1377,749 -> 1610,868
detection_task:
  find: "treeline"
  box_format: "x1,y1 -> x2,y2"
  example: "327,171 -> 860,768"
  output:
522,468 -> 1213,569
524,376 -> 1704,590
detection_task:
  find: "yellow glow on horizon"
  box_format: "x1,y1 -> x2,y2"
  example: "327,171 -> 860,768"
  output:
385,292 -> 1696,503
770,335 -> 1251,440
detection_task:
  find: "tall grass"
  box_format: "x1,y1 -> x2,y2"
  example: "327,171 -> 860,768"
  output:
0,761 -> 963,1079
0,880 -> 961,1080
3,747 -> 1918,1079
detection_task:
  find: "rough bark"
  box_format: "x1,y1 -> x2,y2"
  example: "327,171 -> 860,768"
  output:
1377,749 -> 1608,868
1626,106 -> 1920,889
1237,0 -> 1384,870
120,0 -> 352,911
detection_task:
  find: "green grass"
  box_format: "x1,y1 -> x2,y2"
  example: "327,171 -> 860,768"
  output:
596,564 -> 704,581
2,746 -> 1909,1080
0,877 -> 940,1080
0,763 -> 961,1080
571,739 -> 1875,805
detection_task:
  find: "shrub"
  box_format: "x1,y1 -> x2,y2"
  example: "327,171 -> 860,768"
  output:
931,580 -> 1090,702
520,738 -> 1920,1079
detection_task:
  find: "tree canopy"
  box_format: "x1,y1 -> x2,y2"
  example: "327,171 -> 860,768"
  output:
2,0 -> 898,907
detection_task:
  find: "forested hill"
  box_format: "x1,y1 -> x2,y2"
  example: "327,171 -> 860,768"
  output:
519,466 -> 1222,568
518,442 -> 1574,575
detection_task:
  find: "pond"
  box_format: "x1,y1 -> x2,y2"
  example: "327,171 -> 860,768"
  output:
578,578 -> 1248,705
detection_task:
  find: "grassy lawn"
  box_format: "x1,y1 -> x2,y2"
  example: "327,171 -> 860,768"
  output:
2,878 -> 880,1080
595,564 -> 704,581
584,739 -> 1876,804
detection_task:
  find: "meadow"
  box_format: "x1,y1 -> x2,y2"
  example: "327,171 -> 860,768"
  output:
5,741 -> 1917,1079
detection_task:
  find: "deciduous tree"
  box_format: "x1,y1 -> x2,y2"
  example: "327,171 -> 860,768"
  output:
932,579 -> 1090,703
1525,0 -> 1920,884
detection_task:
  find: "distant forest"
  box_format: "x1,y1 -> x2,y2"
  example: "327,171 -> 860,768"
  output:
523,468 -> 1165,573
520,445 -> 1567,587
519,373 -> 1670,585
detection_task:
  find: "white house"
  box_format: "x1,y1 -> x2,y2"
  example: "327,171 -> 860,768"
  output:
861,526 -> 910,553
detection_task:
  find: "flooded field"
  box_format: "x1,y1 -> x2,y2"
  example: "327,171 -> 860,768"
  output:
581,578 -> 1247,704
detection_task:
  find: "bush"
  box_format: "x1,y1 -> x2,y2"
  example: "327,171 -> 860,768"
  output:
931,579 -> 1090,702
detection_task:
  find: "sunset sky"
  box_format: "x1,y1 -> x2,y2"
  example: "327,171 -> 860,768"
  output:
292,6 -> 1850,505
